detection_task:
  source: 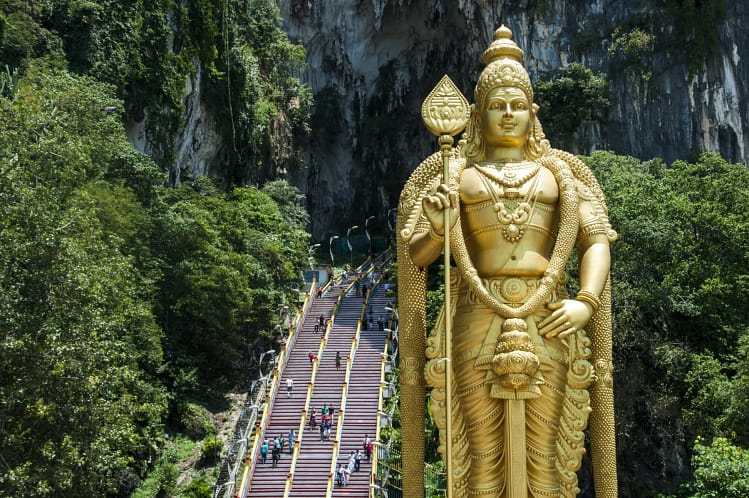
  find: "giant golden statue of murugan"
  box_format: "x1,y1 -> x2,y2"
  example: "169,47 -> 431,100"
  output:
396,26 -> 618,497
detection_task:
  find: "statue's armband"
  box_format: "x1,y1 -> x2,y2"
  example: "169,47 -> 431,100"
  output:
576,181 -> 608,250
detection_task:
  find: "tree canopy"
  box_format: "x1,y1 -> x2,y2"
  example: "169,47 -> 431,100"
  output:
588,151 -> 749,496
0,61 -> 309,496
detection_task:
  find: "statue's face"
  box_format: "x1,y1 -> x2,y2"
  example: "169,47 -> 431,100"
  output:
480,86 -> 531,149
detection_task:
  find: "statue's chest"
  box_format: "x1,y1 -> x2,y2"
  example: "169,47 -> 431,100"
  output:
459,165 -> 558,206
459,164 -> 559,244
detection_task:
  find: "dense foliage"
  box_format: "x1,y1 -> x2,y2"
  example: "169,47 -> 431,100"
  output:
0,0 -> 311,183
534,63 -> 611,151
0,63 -> 308,496
680,437 -> 749,497
586,151 -> 749,496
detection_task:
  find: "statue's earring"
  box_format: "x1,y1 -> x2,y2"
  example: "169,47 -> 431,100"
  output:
527,133 -> 536,150
527,105 -> 542,155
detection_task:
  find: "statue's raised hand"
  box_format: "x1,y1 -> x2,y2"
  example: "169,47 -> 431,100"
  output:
422,183 -> 459,236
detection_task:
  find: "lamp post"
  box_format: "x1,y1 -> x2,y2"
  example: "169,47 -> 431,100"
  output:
386,208 -> 397,248
279,304 -> 290,328
329,235 -> 340,265
308,243 -> 321,270
385,305 -> 399,338
346,225 -> 359,266
376,410 -> 393,428
387,208 -> 397,232
384,328 -> 398,343
365,215 -> 375,257
258,350 -> 276,381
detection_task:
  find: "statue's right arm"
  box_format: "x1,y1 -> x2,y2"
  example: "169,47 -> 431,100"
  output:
408,222 -> 444,268
407,184 -> 459,268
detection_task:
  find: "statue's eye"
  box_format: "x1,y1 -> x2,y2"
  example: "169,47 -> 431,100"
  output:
514,102 -> 527,110
488,101 -> 503,110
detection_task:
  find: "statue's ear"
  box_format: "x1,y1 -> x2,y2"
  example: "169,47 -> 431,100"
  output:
532,103 -> 540,114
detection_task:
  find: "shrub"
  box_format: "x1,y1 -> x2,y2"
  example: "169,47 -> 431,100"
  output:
158,463 -> 179,496
200,436 -> 224,464
179,403 -> 216,440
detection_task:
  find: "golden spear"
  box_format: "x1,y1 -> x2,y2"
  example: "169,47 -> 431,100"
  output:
421,75 -> 469,496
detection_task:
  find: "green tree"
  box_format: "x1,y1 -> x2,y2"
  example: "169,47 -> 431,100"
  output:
586,151 -> 749,495
534,63 -> 611,151
0,0 -> 312,180
683,438 -> 749,497
0,62 -> 165,496
151,179 -> 308,399
262,178 -> 310,229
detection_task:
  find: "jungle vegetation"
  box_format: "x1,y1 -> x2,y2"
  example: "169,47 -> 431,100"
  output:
0,1 -> 747,497
1,0 -> 310,495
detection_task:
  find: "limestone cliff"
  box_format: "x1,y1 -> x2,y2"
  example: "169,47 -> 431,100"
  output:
277,0 -> 747,238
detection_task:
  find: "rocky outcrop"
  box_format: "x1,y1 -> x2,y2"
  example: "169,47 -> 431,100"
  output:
126,61 -> 225,186
278,0 -> 748,238
123,2 -> 747,239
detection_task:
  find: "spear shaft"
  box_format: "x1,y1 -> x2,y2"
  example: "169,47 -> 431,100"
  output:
421,74 -> 469,498
439,134 -> 454,497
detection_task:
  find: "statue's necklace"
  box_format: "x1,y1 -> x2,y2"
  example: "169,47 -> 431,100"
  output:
475,162 -> 540,189
474,163 -> 541,243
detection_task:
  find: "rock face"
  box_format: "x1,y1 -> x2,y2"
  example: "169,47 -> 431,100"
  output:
278,0 -> 748,238
126,62 -> 225,186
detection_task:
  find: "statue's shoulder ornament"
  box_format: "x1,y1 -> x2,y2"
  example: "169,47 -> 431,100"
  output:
548,148 -> 618,244
575,180 -> 596,202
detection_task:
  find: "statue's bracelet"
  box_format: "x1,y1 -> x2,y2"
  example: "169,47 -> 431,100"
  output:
575,290 -> 601,312
429,229 -> 445,242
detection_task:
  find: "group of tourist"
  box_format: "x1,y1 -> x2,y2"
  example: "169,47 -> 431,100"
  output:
313,313 -> 328,334
259,430 -> 296,468
335,435 -> 374,487
362,304 -> 386,331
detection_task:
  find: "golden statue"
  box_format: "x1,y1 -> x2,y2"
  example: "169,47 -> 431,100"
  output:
396,26 -> 618,497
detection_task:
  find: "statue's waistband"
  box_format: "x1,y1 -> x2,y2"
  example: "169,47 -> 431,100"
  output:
457,275 -> 565,306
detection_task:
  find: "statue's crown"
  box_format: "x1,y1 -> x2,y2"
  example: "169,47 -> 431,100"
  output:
475,25 -> 533,106
483,25 -> 524,65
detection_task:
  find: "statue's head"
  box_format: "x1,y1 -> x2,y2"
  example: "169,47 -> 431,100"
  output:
463,26 -> 546,160
475,25 -> 533,110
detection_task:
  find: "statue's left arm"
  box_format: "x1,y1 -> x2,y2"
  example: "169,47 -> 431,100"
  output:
539,176 -> 618,496
538,187 -> 611,338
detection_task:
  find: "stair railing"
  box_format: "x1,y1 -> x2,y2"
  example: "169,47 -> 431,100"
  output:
369,334 -> 391,498
236,278 -> 316,496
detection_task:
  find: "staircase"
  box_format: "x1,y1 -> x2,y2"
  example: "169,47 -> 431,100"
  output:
244,260 -> 391,498
333,285 -> 388,497
246,281 -> 343,497
287,279 -> 363,496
